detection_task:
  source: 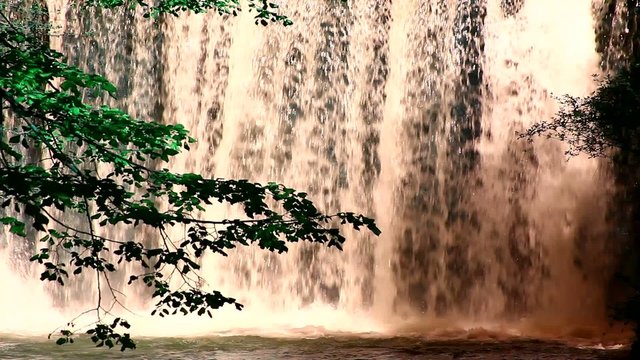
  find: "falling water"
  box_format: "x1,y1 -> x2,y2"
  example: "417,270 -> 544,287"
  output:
0,0 -> 631,345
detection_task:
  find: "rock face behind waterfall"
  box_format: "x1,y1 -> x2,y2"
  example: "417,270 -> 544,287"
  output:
593,0 -> 640,354
594,0 -> 640,70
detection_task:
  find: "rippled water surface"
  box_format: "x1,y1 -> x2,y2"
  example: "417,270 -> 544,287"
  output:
0,336 -> 629,359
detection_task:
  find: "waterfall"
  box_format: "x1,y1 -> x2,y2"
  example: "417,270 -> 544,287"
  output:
0,0 -> 628,343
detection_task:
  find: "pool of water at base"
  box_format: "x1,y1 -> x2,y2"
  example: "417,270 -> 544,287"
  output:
0,336 -> 630,359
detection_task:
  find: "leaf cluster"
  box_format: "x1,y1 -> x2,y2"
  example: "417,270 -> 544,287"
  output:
81,0 -> 293,26
53,318 -> 135,351
520,63 -> 640,159
0,1 -> 377,351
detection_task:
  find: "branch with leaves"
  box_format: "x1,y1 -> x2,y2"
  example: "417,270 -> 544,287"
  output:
0,1 -> 378,351
82,0 -> 294,25
519,63 -> 640,159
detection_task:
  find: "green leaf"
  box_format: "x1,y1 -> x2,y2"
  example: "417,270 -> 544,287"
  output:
0,217 -> 17,225
367,223 -> 382,236
9,221 -> 26,237
102,82 -> 117,96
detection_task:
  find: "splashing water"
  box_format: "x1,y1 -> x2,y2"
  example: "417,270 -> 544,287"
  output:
0,0 -> 632,347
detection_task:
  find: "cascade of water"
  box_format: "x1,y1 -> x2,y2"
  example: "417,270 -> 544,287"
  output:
0,0 -> 628,343
478,0 -> 615,334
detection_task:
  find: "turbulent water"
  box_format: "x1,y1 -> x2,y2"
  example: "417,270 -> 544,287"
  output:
0,336 -> 630,359
0,0 -> 634,353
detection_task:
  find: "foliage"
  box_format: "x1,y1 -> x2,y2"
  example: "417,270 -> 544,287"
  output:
523,61 -> 640,356
83,0 -> 293,25
520,63 -> 640,159
0,0 -> 378,351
